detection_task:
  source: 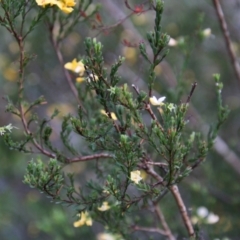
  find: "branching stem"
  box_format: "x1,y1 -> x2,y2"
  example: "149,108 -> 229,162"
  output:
212,0 -> 240,85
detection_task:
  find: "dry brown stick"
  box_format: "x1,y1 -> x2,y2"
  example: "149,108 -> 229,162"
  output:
143,165 -> 195,238
51,37 -> 86,112
212,0 -> 240,84
153,203 -> 176,240
169,185 -> 195,237
132,225 -> 167,235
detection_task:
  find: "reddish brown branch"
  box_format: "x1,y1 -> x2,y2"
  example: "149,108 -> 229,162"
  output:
169,185 -> 195,237
96,12 -> 133,36
141,163 -> 195,238
212,0 -> 240,84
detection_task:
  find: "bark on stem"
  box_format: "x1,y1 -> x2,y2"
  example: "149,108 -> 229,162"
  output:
143,165 -> 195,237
169,185 -> 195,237
154,204 -> 176,240
212,0 -> 240,85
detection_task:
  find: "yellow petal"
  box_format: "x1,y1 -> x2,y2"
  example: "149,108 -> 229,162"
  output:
98,202 -> 111,211
73,212 -> 92,227
76,77 -> 85,83
100,110 -> 117,120
130,170 -> 142,184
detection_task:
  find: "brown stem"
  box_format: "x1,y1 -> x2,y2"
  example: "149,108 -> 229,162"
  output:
169,185 -> 195,237
154,204 -> 176,240
212,0 -> 240,84
51,36 -> 86,112
132,225 -> 167,235
132,84 -> 164,131
186,82 -> 197,104
4,6 -> 57,159
142,164 -> 195,237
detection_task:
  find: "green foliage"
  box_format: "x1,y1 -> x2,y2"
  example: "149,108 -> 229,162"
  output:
0,0 -> 232,239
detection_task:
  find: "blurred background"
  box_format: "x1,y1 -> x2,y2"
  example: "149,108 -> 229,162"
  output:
0,0 -> 240,239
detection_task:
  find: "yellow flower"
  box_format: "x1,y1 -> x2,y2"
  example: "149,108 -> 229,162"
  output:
64,58 -> 85,75
76,77 -> 85,83
98,202 -> 111,211
100,110 -> 117,120
55,0 -> 75,13
36,0 -> 76,13
73,212 -> 92,227
130,170 -> 142,184
149,96 -> 166,106
36,0 -> 56,7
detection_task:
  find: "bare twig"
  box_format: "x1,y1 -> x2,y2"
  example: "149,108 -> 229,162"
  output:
45,18 -> 86,112
96,12 -> 134,36
212,0 -> 240,84
132,84 -> 164,131
186,82 -> 197,104
169,185 -> 195,237
132,225 -> 167,236
146,161 -> 168,167
153,204 -> 176,240
51,36 -> 86,112
142,163 -> 195,237
68,153 -> 114,163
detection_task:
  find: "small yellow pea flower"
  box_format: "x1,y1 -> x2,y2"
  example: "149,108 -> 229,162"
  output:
64,58 -> 85,75
130,170 -> 142,184
73,211 -> 92,227
98,202 -> 111,211
100,110 -> 117,121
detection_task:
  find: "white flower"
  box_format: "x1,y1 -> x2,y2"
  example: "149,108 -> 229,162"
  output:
168,38 -> 178,46
130,170 -> 142,184
0,124 -> 17,135
197,206 -> 209,218
97,233 -> 123,240
206,213 -> 219,224
97,233 -> 116,240
149,96 -> 166,106
202,28 -> 211,38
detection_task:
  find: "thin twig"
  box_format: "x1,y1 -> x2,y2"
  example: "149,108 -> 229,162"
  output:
96,12 -> 133,36
142,163 -> 195,237
212,0 -> 240,84
153,203 -> 176,240
146,161 -> 168,167
51,37 -> 86,112
68,153 -> 114,163
186,82 -> 197,104
169,185 -> 195,237
132,84 -> 164,131
132,225 -> 167,235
